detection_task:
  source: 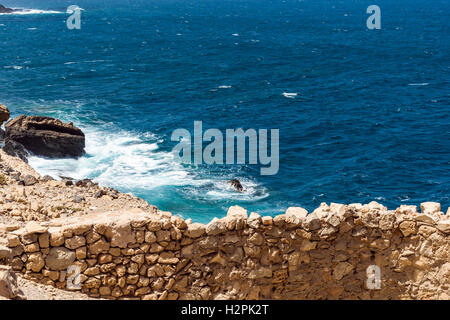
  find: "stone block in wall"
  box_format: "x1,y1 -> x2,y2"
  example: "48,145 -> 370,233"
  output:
46,247 -> 76,271
420,202 -> 441,215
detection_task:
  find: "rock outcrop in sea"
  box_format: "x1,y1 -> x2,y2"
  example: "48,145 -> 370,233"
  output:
4,115 -> 85,158
0,4 -> 19,14
229,178 -> 244,192
0,104 -> 448,301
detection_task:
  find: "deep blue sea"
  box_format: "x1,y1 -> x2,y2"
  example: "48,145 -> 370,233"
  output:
0,0 -> 448,222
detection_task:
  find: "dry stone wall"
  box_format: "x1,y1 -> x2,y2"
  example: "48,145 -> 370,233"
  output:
3,202 -> 450,300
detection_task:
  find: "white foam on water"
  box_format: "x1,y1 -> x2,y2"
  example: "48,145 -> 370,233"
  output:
0,9 -> 63,15
4,65 -> 22,70
28,125 -> 190,190
408,83 -> 429,86
27,122 -> 268,203
283,92 -> 298,98
204,178 -> 269,201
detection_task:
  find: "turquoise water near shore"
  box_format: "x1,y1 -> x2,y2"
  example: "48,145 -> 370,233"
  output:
0,0 -> 449,222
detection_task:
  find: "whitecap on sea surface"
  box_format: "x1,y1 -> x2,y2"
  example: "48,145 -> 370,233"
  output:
282,92 -> 298,98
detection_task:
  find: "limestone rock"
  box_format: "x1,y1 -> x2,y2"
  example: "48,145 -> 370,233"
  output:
420,202 -> 441,215
285,207 -> 308,226
206,218 -> 227,236
185,223 -> 206,238
325,213 -> 341,227
25,221 -> 47,234
329,203 -> 348,219
26,252 -> 45,272
300,240 -> 317,252
333,262 -> 353,280
227,205 -> 248,218
104,223 -> 135,248
6,235 -> 20,248
305,212 -> 321,231
46,247 -> 76,271
437,220 -> 450,234
247,212 -> 261,229
0,246 -> 11,261
89,239 -> 110,255
379,212 -> 395,230
23,175 -> 38,186
0,104 -> 10,126
399,221 -> 417,237
65,236 -> 86,250
414,214 -> 437,225
0,266 -> 25,300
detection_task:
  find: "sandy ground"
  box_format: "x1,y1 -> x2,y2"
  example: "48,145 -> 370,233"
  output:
16,275 -> 99,300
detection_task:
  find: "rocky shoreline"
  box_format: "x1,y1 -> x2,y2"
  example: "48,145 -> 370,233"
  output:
0,104 -> 449,300
0,104 -> 168,299
0,4 -> 21,14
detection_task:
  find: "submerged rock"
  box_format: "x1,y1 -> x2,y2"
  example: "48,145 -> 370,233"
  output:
228,178 -> 244,192
5,115 -> 85,158
0,5 -> 16,14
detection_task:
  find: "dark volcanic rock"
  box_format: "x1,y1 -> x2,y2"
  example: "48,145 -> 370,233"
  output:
0,5 -> 22,14
0,5 -> 14,13
3,139 -> 29,163
5,115 -> 85,158
229,178 -> 244,192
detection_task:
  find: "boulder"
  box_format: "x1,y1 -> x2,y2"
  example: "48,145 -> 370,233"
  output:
437,220 -> 450,234
206,218 -> 227,236
0,266 -> 25,300
420,202 -> 441,215
0,104 -> 10,126
285,207 -> 308,226
227,205 -> 247,218
0,245 -> 11,262
23,175 -> 38,186
45,247 -> 76,271
185,223 -> 206,238
5,115 -> 85,158
0,5 -> 14,14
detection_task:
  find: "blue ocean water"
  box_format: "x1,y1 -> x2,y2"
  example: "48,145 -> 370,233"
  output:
0,0 -> 448,223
